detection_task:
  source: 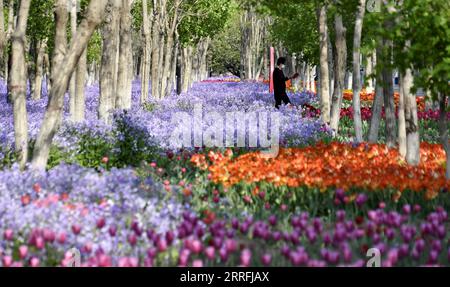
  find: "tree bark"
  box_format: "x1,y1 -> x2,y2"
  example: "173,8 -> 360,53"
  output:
150,0 -> 163,100
398,73 -> 407,157
167,32 -> 179,97
9,0 -> 31,169
352,0 -> 366,143
0,0 -> 6,60
51,0 -> 68,96
330,14 -> 347,134
74,48 -> 87,122
438,94 -> 449,179
116,0 -> 133,109
181,46 -> 193,93
403,66 -> 420,165
99,0 -> 121,123
69,1 -> 77,118
33,39 -> 46,100
383,68 -> 396,147
140,0 -> 151,104
366,51 -> 375,93
4,0 -> 15,86
43,51 -> 51,93
160,0 -> 179,99
317,5 -> 331,124
32,0 -> 108,170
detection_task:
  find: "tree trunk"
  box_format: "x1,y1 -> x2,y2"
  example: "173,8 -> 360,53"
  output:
116,0 -> 133,109
403,65 -> 420,165
0,0 -> 6,60
352,0 -> 366,143
317,5 -> 331,124
74,48 -> 87,122
4,0 -> 14,86
368,83 -> 384,143
27,41 -> 35,101
198,38 -> 210,81
383,57 -> 396,147
150,0 -> 162,99
438,94 -> 449,180
43,51 -> 51,93
69,1 -> 77,119
9,0 -> 31,169
140,0 -> 151,104
32,0 -> 108,170
160,7 -> 177,99
167,33 -> 179,97
330,14 -> 347,134
366,51 -> 375,93
99,0 -> 121,123
398,73 -> 407,157
51,0 -> 68,95
181,46 -> 193,93
33,39 -> 46,100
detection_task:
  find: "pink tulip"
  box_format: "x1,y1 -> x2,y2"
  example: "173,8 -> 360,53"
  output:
30,257 -> 40,267
192,260 -> 203,267
157,238 -> 168,252
71,224 -> 81,235
35,237 -> 45,250
19,245 -> 28,259
2,255 -> 13,267
261,254 -> 272,266
190,239 -> 202,254
96,217 -> 106,229
205,246 -> 215,260
3,229 -> 13,241
240,249 -> 252,267
57,232 -> 67,244
129,257 -> 139,267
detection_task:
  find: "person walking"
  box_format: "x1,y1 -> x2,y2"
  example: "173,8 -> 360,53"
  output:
273,57 -> 299,109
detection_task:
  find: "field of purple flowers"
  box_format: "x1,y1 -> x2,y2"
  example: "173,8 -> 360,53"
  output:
0,78 -> 449,267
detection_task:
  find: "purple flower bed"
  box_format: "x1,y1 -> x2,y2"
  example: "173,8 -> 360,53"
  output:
0,79 -> 327,164
1,181 -> 449,266
0,164 -> 188,266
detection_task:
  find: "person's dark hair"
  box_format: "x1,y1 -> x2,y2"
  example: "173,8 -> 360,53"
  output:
277,57 -> 286,66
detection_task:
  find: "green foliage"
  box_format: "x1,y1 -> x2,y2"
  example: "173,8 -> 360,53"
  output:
87,30 -> 102,64
178,0 -> 235,46
47,113 -> 159,170
209,12 -> 242,76
365,0 -> 450,100
111,111 -> 158,168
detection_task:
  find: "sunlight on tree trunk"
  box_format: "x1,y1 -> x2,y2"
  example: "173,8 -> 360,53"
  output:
99,0 -> 121,123
9,0 -> 31,169
317,4 -> 330,124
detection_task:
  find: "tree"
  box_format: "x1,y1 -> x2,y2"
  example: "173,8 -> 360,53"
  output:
330,7 -> 347,133
99,0 -> 121,123
351,0 -> 366,143
9,0 -> 31,169
317,3 -> 331,123
32,0 -> 108,169
177,0 -> 233,92
116,0 -> 134,110
140,0 -> 151,104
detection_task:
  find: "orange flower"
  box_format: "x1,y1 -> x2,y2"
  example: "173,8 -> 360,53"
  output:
344,90 -> 427,111
202,142 -> 449,199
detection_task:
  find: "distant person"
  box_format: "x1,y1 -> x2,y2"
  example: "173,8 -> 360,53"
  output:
273,57 -> 299,109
